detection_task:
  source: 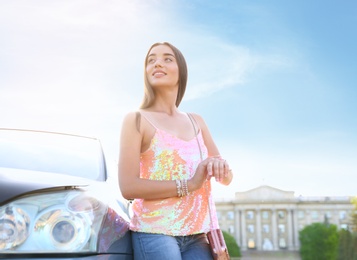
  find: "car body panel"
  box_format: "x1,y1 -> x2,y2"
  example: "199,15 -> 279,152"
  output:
0,168 -> 91,206
0,129 -> 133,259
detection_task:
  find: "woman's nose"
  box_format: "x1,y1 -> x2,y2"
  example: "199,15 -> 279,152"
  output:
154,59 -> 163,67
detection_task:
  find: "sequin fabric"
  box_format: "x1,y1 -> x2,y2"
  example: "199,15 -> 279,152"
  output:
98,208 -> 130,252
130,120 -> 219,236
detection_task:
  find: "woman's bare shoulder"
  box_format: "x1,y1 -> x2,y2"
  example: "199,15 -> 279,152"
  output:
188,112 -> 207,126
120,111 -> 140,131
122,111 -> 139,120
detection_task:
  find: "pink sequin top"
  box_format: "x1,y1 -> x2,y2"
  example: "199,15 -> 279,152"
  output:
129,113 -> 219,236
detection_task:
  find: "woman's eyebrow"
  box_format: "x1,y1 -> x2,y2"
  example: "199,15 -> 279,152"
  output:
163,53 -> 175,58
148,53 -> 175,58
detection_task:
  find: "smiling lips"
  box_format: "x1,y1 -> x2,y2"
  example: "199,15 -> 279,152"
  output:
153,70 -> 166,77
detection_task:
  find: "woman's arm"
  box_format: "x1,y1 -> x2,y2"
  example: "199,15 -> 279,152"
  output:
191,113 -> 233,186
118,112 -> 209,200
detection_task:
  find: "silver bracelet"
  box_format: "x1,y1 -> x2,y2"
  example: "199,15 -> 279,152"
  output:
175,179 -> 182,197
181,179 -> 189,196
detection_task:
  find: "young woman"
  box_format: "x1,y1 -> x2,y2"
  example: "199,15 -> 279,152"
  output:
118,42 -> 233,259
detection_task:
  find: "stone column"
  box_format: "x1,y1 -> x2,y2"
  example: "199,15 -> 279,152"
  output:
287,209 -> 294,250
272,209 -> 278,250
293,208 -> 299,250
235,207 -> 241,247
256,209 -> 262,250
241,209 -> 247,250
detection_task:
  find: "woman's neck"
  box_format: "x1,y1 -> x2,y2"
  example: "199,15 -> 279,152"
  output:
143,105 -> 180,116
145,95 -> 180,115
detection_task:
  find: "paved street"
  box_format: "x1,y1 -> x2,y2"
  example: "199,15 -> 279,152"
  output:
239,251 -> 301,260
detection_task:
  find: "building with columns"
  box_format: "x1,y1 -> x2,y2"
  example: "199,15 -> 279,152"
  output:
215,186 -> 354,252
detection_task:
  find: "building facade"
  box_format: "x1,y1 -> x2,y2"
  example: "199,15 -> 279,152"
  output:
215,186 -> 354,252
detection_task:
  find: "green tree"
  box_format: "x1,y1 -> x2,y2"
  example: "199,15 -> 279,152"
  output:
351,196 -> 357,233
333,196 -> 357,259
337,229 -> 354,260
299,222 -> 339,260
222,230 -> 241,257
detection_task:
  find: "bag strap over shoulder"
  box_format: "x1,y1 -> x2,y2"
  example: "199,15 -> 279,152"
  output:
187,113 -> 215,228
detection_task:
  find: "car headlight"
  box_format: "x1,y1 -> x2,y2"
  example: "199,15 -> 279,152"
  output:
33,206 -> 91,251
0,206 -> 30,250
0,190 -> 106,253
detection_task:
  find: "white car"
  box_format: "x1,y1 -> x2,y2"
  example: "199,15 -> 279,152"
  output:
0,129 -> 133,259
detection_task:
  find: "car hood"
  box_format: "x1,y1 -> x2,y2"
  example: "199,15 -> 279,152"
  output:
0,167 -> 96,206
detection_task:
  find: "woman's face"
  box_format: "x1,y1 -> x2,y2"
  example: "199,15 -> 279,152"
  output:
146,44 -> 179,89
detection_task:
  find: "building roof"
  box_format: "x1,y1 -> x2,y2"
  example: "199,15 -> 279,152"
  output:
214,185 -> 354,206
235,185 -> 295,202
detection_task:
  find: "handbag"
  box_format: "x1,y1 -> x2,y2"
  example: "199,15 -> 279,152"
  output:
188,113 -> 230,260
207,229 -> 230,260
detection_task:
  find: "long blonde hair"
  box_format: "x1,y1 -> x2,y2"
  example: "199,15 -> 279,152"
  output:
140,42 -> 188,109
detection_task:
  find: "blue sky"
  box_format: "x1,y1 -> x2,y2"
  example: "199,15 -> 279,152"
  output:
1,0 -> 356,199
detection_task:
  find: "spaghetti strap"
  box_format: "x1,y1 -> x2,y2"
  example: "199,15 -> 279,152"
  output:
138,111 -> 158,129
187,113 -> 200,135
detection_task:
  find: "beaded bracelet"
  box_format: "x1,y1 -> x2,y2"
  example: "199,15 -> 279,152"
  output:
175,179 -> 182,197
175,179 -> 189,197
181,179 -> 189,196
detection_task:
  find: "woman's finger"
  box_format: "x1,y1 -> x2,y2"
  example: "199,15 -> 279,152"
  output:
224,160 -> 230,177
207,161 -> 213,176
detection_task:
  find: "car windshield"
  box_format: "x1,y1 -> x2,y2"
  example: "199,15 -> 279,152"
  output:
0,129 -> 106,181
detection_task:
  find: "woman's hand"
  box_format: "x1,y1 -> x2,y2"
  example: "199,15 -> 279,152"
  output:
188,161 -> 209,192
205,156 -> 230,183
189,156 -> 232,191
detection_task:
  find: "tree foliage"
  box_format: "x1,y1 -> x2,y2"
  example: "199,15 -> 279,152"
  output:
351,196 -> 357,233
338,196 -> 357,259
299,222 -> 339,260
337,228 -> 357,260
222,230 -> 241,257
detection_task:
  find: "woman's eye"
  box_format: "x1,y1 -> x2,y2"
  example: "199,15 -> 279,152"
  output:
165,58 -> 173,62
148,59 -> 155,64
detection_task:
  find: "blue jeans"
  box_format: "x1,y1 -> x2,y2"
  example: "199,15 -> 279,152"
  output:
131,232 -> 213,260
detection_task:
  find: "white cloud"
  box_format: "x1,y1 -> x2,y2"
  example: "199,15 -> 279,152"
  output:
3,0 -> 336,198
0,0 -> 292,110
